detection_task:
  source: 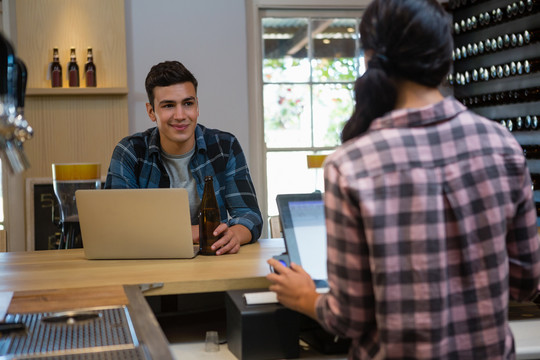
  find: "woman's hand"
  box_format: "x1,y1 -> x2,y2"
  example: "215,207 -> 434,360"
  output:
266,258 -> 320,319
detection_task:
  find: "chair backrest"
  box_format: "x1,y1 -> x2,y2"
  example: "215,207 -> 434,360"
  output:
0,229 -> 6,252
306,154 -> 328,168
269,216 -> 282,238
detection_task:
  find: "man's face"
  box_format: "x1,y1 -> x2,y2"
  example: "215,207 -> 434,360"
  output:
146,82 -> 199,155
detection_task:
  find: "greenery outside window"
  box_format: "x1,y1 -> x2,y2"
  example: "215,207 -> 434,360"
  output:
262,13 -> 365,215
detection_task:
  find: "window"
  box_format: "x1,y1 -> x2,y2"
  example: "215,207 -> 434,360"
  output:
261,12 -> 365,216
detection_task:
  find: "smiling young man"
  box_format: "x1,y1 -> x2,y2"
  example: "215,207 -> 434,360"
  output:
104,61 -> 262,254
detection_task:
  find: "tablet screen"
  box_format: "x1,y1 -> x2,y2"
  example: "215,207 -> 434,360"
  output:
276,193 -> 327,283
288,199 -> 327,281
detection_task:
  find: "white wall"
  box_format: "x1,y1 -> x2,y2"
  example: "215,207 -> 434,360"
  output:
125,0 -> 251,157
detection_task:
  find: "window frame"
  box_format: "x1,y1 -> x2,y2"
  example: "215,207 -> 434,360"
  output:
245,0 -> 369,237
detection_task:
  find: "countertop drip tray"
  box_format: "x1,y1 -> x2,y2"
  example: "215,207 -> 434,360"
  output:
0,305 -> 149,359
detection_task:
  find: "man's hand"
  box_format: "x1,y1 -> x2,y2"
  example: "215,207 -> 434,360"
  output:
210,223 -> 252,255
266,258 -> 319,319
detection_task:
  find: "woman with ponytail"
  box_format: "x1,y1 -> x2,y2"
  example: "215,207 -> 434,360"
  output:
267,0 -> 540,358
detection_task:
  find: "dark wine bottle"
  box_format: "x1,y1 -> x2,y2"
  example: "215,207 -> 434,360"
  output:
524,58 -> 540,74
531,115 -> 538,131
67,47 -> 79,87
524,29 -> 540,44
507,118 -> 514,132
515,116 -> 524,131
524,115 -> 532,130
526,0 -> 540,12
84,47 -> 97,87
51,47 -> 62,88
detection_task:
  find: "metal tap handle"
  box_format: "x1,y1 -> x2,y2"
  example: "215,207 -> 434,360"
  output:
1,138 -> 25,174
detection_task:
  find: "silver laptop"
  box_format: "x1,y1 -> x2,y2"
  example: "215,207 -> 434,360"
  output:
76,188 -> 198,259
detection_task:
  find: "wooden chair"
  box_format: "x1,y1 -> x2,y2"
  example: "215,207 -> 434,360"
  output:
306,154 -> 328,169
0,229 -> 7,252
268,216 -> 282,238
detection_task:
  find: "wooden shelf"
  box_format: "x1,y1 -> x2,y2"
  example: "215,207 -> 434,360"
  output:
26,87 -> 129,96
15,0 -> 129,179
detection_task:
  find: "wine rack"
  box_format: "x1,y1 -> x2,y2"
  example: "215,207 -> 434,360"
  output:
449,0 -> 540,221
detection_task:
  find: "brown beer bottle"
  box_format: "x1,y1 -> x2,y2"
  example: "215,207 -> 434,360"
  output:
199,176 -> 221,255
51,47 -> 62,88
84,47 -> 97,87
67,47 -> 79,87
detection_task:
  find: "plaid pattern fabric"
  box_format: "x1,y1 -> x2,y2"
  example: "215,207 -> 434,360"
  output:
316,97 -> 540,359
104,124 -> 262,242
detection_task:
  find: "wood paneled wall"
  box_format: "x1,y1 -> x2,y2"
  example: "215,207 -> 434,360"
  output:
15,0 -> 128,178
12,0 -> 128,248
23,95 -> 128,178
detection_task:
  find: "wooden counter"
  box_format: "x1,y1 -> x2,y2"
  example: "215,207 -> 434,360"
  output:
0,239 -> 285,296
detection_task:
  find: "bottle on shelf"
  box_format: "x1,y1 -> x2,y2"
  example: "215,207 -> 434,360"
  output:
198,176 -> 221,255
511,33 -> 518,47
515,116 -> 524,131
524,115 -> 532,130
524,29 -> 540,44
527,0 -> 539,12
84,47 -> 97,87
503,34 -> 511,47
524,59 -> 540,74
528,87 -> 540,101
531,173 -> 540,191
523,144 -> 540,159
67,47 -> 79,87
519,0 -> 527,13
50,47 -> 62,88
507,118 -> 514,132
472,69 -> 479,81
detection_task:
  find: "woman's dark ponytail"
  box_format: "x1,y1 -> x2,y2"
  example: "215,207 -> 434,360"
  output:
341,66 -> 397,143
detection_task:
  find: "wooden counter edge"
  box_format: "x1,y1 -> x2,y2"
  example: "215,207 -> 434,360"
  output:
124,285 -> 174,360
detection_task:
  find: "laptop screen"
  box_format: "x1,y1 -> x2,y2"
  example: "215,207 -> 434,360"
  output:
276,193 -> 327,284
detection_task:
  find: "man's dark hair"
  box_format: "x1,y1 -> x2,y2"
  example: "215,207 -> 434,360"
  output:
341,0 -> 453,142
145,61 -> 198,108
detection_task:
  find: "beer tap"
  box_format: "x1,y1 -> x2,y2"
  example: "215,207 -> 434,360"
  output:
0,31 -> 32,174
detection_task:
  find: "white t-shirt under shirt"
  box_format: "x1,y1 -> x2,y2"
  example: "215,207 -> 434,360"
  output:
161,146 -> 201,224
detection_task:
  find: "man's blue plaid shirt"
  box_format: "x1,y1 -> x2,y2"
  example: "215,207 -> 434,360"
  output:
104,124 -> 262,242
